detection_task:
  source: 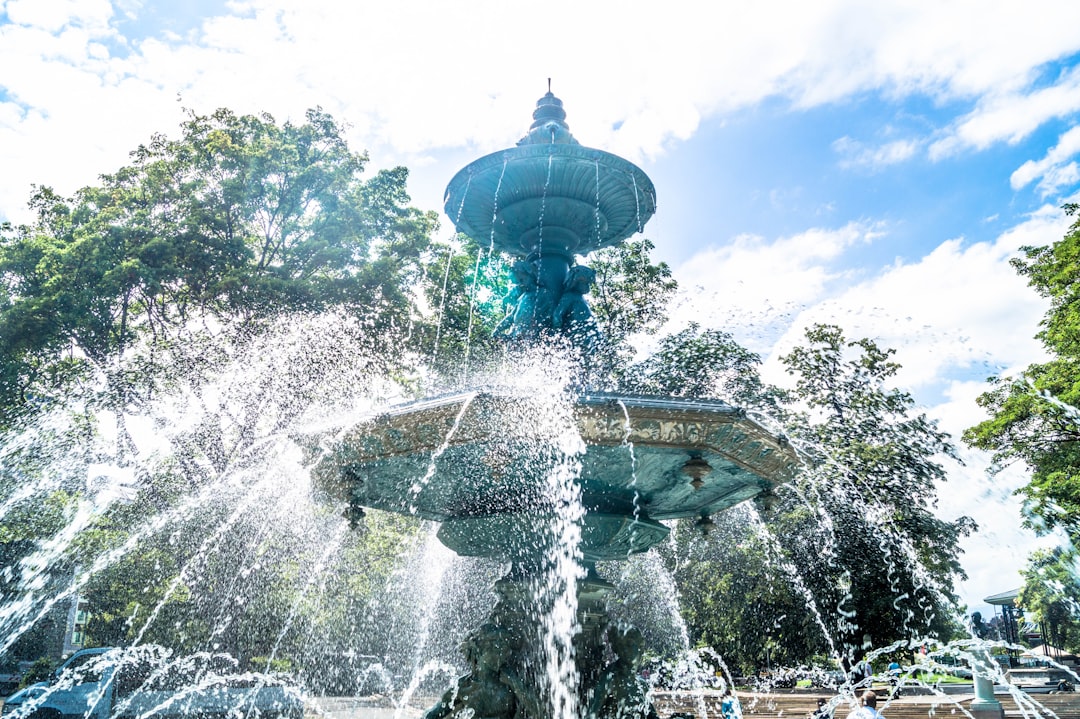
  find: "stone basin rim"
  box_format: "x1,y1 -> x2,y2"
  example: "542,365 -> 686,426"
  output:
313,389 -> 804,506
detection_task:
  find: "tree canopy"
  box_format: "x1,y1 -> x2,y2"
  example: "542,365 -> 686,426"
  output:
964,205 -> 1080,543
0,107 -> 437,429
964,203 -> 1080,658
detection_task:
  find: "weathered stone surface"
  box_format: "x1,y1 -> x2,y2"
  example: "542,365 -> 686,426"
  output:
313,390 -> 799,560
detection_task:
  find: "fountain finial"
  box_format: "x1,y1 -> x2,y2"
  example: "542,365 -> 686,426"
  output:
519,82 -> 576,145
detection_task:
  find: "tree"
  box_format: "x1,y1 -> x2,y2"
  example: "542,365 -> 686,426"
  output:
964,204 -> 1080,543
0,489 -> 79,662
0,107 -> 438,666
662,512 -> 826,675
774,324 -> 972,657
1018,548 -> 1080,654
586,238 -> 678,388
411,236 -> 509,387
0,107 -> 437,430
623,323 -> 786,412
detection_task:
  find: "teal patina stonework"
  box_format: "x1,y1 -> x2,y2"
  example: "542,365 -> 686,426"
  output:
443,88 -> 656,345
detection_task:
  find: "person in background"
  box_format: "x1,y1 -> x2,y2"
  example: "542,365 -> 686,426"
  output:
852,657 -> 873,687
887,660 -> 902,697
721,687 -> 742,719
845,690 -> 883,719
810,698 -> 833,719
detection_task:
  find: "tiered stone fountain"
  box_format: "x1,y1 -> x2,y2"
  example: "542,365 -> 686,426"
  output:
313,86 -> 801,719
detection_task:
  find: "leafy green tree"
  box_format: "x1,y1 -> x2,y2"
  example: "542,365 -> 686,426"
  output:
586,238 -> 678,387
412,237 -> 509,387
775,324 -> 972,657
623,322 -> 786,412
0,108 -> 437,431
0,490 -> 79,662
964,204 -> 1080,543
664,513 -> 825,675
0,107 -> 439,667
636,322 -> 969,669
1018,548 -> 1080,654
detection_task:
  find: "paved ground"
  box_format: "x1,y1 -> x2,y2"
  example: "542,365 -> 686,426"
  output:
307,688 -> 1080,719
657,687 -> 1080,719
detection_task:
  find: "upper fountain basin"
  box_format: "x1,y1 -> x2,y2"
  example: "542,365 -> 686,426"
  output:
443,143 -> 657,259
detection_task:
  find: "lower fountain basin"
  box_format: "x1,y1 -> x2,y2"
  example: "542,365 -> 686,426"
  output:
312,391 -> 800,560
437,512 -> 670,563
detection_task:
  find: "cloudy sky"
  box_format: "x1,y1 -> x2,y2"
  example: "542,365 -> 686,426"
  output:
3,0 -> 1079,616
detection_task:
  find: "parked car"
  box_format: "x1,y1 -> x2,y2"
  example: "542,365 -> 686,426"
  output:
1,683 -> 49,715
0,646 -> 303,719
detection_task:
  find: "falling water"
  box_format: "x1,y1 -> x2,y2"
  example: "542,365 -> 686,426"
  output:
537,151 -> 554,253
615,399 -> 643,532
265,522 -> 350,672
453,173 -> 472,228
461,158 -> 509,383
408,393 -> 478,511
533,393 -> 586,719
404,528 -> 458,675
594,159 -> 602,244
632,173 -> 642,234
431,245 -> 457,363
487,351 -> 588,719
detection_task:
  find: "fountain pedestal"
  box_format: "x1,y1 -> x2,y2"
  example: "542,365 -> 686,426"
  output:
969,655 -> 1005,719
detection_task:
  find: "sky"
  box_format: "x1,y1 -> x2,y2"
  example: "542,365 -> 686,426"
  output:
2,0 -> 1080,618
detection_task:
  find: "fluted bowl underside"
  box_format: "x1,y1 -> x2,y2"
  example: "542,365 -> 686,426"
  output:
444,144 -> 657,257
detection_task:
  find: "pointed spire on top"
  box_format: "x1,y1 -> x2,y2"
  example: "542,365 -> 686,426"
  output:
518,79 -> 577,146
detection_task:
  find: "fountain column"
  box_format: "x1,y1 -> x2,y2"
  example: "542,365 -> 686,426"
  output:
969,653 -> 1004,719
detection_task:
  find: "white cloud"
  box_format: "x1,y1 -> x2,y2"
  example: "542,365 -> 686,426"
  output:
4,1 -> 1080,219
931,67 -> 1080,160
667,222 -> 880,351
833,135 -> 920,170
760,205 -> 1061,392
1011,124 -> 1080,197
2,0 -> 114,33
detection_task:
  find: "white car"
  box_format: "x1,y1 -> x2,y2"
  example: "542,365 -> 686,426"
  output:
1,647 -> 303,719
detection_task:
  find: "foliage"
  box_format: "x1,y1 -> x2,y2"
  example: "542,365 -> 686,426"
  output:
623,323 -> 786,412
964,204 -> 1080,654
1018,547 -> 1080,654
412,236 -> 508,387
587,238 -> 678,387
964,206 -> 1080,543
773,323 -> 976,656
0,107 -> 437,429
0,107 -> 441,668
635,323 -> 970,669
0,487 -> 80,662
663,513 -> 826,675
775,324 -> 972,656
20,656 -> 56,687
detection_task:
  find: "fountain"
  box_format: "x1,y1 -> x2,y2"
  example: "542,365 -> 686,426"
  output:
312,86 -> 801,719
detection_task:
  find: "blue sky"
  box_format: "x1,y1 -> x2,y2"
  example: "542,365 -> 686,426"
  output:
3,0 -> 1080,615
